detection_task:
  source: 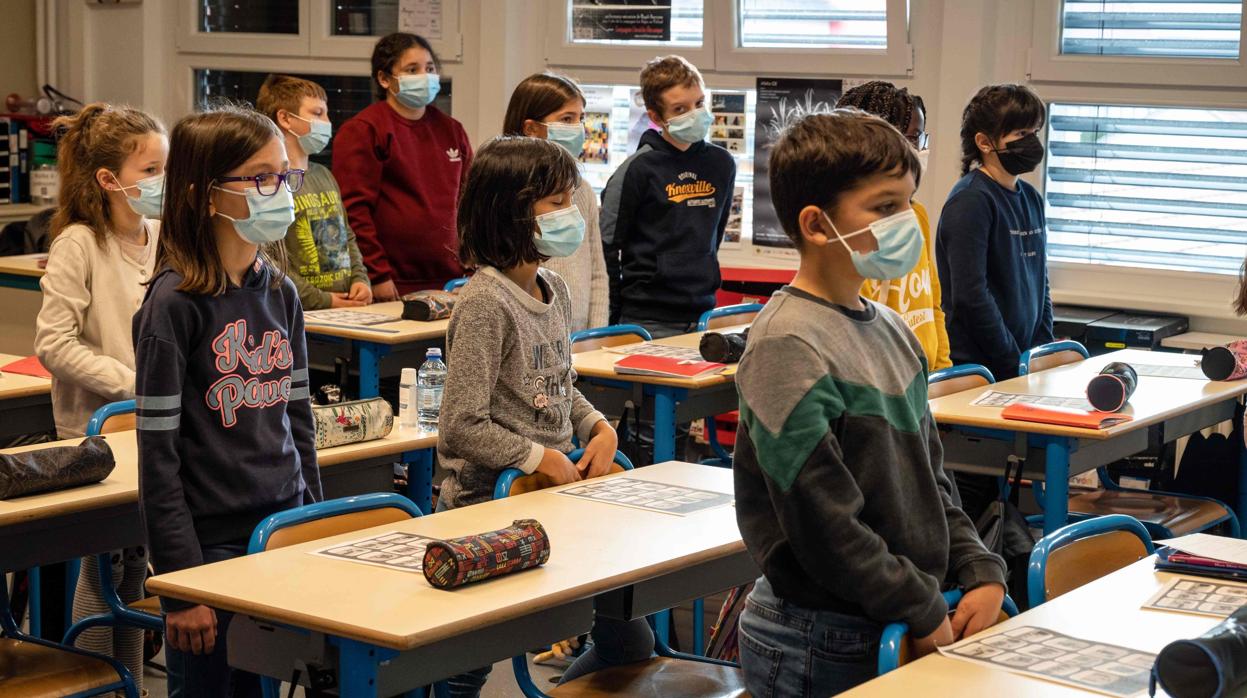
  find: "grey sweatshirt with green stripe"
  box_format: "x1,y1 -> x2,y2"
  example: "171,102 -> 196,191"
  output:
734,286 -> 1006,637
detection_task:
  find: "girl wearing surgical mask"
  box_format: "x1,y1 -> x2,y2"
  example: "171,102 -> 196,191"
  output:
134,105 -> 321,697
936,83 -> 1052,384
333,32 -> 474,300
437,136 -> 649,698
34,102 -> 166,693
502,72 -> 609,333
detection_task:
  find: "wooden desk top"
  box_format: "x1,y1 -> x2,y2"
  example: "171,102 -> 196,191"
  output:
0,427 -> 438,526
843,557 -> 1216,696
147,462 -> 742,651
572,324 -> 747,389
929,349 -> 1247,440
302,301 -> 448,345
0,253 -> 47,278
1162,331 -> 1241,352
0,353 -> 52,400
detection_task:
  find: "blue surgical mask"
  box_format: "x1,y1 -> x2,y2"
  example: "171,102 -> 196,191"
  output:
665,107 -> 713,144
822,208 -> 923,280
289,113 -> 332,155
392,73 -> 440,109
112,173 -> 164,218
213,185 -> 296,244
534,205 -> 585,258
545,121 -> 586,158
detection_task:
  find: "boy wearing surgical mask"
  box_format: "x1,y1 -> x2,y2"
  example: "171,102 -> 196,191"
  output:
600,55 -> 736,338
258,74 -> 371,310
734,110 -> 1006,697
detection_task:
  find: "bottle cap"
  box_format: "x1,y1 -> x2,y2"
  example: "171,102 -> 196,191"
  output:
401,367 -> 417,383
427,347 -> 442,358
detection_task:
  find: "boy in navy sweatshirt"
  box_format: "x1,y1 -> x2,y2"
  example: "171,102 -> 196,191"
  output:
600,55 -> 736,338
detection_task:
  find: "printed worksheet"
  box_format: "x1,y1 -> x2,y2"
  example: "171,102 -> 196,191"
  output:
606,343 -> 704,361
304,309 -> 399,326
1132,363 -> 1205,380
557,477 -> 734,516
971,390 -> 1093,411
940,625 -> 1154,697
309,531 -> 435,573
1144,577 -> 1247,618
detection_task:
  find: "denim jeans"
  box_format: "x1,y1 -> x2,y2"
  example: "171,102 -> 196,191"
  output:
738,577 -> 882,698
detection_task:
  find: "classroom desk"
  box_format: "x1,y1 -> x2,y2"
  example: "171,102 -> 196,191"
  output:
0,427 -> 439,574
1162,331 -> 1241,353
931,349 -> 1247,535
0,352 -> 53,441
842,557 -> 1216,697
0,252 -> 46,291
572,325 -> 746,463
302,301 -> 448,399
147,462 -> 756,697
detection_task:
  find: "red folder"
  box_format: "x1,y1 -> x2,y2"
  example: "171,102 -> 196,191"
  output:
613,354 -> 726,379
1002,403 -> 1132,430
0,355 -> 51,379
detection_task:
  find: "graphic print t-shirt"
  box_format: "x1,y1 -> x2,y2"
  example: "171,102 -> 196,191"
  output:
282,162 -> 370,310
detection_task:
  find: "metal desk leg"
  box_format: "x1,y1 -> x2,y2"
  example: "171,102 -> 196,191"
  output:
1238,436 -> 1247,539
652,387 -> 677,464
1043,439 -> 1072,535
28,567 -> 41,638
355,342 -> 390,399
693,597 -> 704,655
337,638 -> 389,698
405,448 -> 434,515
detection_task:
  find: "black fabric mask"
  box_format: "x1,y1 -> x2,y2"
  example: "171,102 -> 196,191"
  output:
993,132 -> 1045,175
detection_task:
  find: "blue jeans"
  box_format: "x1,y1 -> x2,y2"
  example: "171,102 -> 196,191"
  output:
738,577 -> 882,698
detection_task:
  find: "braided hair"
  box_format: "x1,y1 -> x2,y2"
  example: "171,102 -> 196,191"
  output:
836,81 -> 920,135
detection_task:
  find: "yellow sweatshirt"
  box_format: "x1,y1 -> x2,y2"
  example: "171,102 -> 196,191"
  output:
861,201 -> 952,370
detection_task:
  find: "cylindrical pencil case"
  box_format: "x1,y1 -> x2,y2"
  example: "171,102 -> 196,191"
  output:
1151,603 -> 1247,698
311,397 -> 393,449
0,436 -> 115,499
1201,340 -> 1247,381
401,290 -> 457,321
422,519 -> 551,589
700,328 -> 749,363
1086,361 -> 1138,413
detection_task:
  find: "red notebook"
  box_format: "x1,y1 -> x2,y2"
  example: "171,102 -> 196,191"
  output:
1002,403 -> 1132,430
613,354 -> 726,379
0,355 -> 51,379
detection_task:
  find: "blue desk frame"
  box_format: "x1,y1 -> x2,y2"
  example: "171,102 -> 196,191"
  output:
0,272 -> 41,291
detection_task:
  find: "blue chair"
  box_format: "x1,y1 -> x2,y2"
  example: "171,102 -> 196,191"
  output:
1027,514 -> 1153,609
695,304 -> 763,468
1017,340 -> 1089,377
1,576 -> 139,696
878,589 -> 1020,675
570,324 -> 652,353
928,364 -> 995,399
444,277 -> 470,292
494,450 -> 745,697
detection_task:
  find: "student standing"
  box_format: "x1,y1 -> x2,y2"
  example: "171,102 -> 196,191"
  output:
735,111 -> 1006,696
937,84 -> 1052,380
600,55 -> 736,338
35,102 -> 166,694
437,136 -> 651,697
134,106 -> 322,697
837,81 -> 951,370
503,72 -> 609,332
257,74 -> 372,310
333,32 -> 473,298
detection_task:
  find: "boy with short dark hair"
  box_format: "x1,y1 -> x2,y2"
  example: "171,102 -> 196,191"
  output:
257,74 -> 372,310
733,109 -> 1007,697
599,55 -> 736,337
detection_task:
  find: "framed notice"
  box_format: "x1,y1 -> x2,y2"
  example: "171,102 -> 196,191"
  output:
571,1 -> 672,42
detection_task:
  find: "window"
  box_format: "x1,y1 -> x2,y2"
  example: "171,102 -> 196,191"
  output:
1060,0 -> 1242,59
331,0 -> 400,36
1044,103 -> 1247,274
569,0 -> 705,46
199,0 -> 299,34
737,0 -> 888,49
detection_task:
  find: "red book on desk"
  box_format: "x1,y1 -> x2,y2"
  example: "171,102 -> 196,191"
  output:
1001,403 -> 1133,430
613,354 -> 725,379
0,355 -> 51,379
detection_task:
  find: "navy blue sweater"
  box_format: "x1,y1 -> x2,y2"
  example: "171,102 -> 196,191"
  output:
936,170 -> 1053,380
599,129 -> 736,324
133,260 -> 321,608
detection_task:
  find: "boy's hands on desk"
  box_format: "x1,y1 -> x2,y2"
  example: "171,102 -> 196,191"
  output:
538,447 -> 581,485
577,420 -> 619,479
912,616 -> 954,659
373,279 -> 400,302
952,582 -> 1006,640
330,293 -> 366,308
348,281 -> 373,304
166,604 -> 217,655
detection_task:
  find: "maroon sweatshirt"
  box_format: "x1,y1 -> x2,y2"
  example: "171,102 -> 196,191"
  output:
332,102 -> 473,293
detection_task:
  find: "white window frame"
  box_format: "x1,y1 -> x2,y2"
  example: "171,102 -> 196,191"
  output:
543,0 -> 720,70
309,0 -> 464,62
711,0 -> 911,77
1028,0 -> 1247,87
177,0 -> 312,56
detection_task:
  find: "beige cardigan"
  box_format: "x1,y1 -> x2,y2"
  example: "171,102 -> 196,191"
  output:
542,179 -> 610,333
35,221 -> 159,437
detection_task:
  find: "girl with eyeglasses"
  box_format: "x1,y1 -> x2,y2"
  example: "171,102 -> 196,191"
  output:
133,104 -> 322,696
333,32 -> 474,300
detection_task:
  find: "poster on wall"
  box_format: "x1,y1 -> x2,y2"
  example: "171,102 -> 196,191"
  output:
626,88 -> 659,154
571,1 -> 672,42
580,86 -> 616,165
711,93 -> 747,155
721,187 -> 745,249
751,77 -> 843,251
398,0 -> 443,40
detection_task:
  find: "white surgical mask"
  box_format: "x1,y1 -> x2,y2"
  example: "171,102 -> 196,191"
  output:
821,208 -> 923,281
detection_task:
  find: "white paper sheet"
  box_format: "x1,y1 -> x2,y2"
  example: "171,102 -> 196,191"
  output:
1156,533 -> 1247,566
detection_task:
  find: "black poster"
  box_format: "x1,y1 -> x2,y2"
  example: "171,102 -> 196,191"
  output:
571,1 -> 672,42
752,77 -> 843,249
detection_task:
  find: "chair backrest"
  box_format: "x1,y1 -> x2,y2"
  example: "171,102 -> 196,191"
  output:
248,493 -> 422,553
1027,514 -> 1153,607
444,276 -> 470,293
697,303 -> 764,332
879,590 -> 1019,674
495,449 -> 635,499
85,400 -> 137,436
928,364 -> 995,399
570,324 -> 653,354
1019,340 -> 1090,376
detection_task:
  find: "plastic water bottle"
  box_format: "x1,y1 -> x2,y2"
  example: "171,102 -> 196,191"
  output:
399,368 -> 418,430
417,348 -> 446,430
